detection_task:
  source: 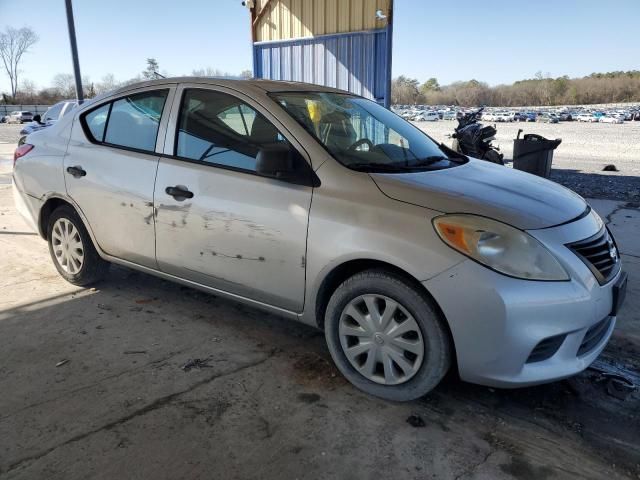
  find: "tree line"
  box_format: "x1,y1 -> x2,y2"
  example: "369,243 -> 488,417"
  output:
2,58 -> 252,105
392,71 -> 640,106
2,62 -> 252,105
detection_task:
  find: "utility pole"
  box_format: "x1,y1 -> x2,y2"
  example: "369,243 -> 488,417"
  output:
384,0 -> 393,109
65,0 -> 84,103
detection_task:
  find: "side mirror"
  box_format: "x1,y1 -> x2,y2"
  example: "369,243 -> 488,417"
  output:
33,114 -> 42,124
256,144 -> 318,187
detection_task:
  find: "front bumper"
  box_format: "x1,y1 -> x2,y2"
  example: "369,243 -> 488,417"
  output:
424,210 -> 624,388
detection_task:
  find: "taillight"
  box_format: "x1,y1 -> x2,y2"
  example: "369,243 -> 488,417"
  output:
13,144 -> 34,167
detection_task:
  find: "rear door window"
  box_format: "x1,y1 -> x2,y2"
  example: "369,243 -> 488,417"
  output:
81,89 -> 168,153
104,91 -> 168,151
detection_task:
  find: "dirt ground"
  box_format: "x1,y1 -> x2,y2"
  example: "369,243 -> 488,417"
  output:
0,137 -> 639,479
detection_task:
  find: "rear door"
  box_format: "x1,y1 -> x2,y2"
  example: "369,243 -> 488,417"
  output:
154,85 -> 313,312
64,86 -> 175,268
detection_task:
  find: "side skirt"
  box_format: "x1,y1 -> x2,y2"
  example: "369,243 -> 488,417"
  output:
101,253 -> 311,324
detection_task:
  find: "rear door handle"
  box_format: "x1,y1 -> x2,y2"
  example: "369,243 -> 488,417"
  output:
66,166 -> 86,178
165,185 -> 194,200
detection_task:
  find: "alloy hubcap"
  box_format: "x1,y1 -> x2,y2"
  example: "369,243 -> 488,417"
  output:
51,218 -> 84,274
338,294 -> 424,385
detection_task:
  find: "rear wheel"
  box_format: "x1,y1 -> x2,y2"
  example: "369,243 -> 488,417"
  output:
47,206 -> 109,285
324,270 -> 451,401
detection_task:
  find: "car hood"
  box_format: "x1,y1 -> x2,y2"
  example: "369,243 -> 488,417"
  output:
370,159 -> 587,230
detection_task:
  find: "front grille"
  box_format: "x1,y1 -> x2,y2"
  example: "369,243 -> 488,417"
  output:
567,227 -> 620,285
526,334 -> 566,363
577,317 -> 612,356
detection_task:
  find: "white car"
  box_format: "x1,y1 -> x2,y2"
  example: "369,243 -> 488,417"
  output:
442,111 -> 457,120
600,116 -> 623,124
6,111 -> 34,124
414,111 -> 439,122
482,112 -> 496,122
18,100 -> 79,145
577,113 -> 596,122
495,112 -> 513,122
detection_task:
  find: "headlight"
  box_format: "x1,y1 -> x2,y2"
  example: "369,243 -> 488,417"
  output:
433,214 -> 569,281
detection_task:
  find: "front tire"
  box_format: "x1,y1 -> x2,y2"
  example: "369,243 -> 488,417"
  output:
47,205 -> 109,285
483,149 -> 504,165
324,270 -> 452,401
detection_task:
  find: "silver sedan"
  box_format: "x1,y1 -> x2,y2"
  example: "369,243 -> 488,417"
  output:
12,78 -> 626,400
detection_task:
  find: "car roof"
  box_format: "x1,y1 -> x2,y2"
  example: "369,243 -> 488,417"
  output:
109,77 -> 348,96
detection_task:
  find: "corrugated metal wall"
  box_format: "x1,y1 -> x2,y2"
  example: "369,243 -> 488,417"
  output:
251,0 -> 393,105
254,0 -> 390,41
254,29 -> 388,102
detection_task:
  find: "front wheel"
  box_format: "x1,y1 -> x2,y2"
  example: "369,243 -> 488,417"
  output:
47,205 -> 110,285
324,270 -> 452,401
483,149 -> 504,165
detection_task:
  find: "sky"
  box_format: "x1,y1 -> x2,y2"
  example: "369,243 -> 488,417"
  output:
0,0 -> 639,93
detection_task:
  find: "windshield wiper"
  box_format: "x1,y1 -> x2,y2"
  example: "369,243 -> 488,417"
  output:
398,156 -> 448,167
348,156 -> 450,173
348,162 -> 415,172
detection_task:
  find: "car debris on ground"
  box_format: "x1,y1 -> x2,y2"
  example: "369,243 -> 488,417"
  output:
182,357 -> 213,371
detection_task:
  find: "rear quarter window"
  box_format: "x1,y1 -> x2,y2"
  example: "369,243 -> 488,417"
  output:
84,103 -> 110,142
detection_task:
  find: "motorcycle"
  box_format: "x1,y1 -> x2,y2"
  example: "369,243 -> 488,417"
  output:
450,107 -> 504,164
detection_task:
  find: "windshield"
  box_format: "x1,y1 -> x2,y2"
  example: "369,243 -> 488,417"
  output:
271,92 -> 464,172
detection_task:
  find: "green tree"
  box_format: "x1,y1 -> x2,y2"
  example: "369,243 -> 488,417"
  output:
391,76 -> 421,104
421,77 -> 440,92
143,58 -> 160,79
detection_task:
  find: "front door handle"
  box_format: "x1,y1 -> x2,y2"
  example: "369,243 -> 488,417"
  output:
66,166 -> 86,178
165,185 -> 194,200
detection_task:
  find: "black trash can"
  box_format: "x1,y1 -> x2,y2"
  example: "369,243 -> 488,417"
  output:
513,133 -> 562,178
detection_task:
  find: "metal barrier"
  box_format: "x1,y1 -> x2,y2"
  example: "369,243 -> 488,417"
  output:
0,105 -> 52,116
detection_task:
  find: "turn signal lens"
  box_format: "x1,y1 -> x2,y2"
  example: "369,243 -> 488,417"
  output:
436,222 -> 472,254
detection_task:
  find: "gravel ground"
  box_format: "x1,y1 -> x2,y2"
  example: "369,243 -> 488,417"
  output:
2,120 -> 639,202
415,120 -> 640,203
0,123 -> 23,144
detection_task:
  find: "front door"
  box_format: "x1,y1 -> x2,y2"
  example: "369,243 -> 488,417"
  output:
154,87 -> 312,312
64,87 -> 174,268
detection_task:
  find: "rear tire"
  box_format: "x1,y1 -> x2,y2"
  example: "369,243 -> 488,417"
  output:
324,270 -> 451,401
47,205 -> 109,286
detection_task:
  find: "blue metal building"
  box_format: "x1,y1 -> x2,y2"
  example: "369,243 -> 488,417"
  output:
249,0 -> 393,107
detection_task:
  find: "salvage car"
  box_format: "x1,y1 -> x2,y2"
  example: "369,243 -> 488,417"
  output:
18,100 -> 78,146
600,115 -> 624,124
7,111 -> 34,124
577,113 -> 597,122
537,112 -> 559,123
414,111 -> 439,122
12,78 -> 627,401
